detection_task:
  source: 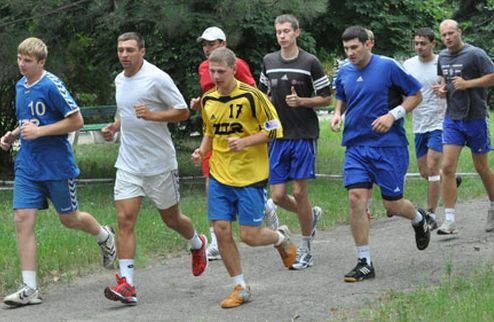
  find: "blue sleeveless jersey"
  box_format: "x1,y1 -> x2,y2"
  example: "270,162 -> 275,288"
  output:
335,55 -> 422,147
15,72 -> 80,180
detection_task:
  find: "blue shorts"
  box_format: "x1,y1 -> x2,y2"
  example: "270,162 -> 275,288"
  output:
13,176 -> 79,214
269,139 -> 316,184
343,145 -> 409,200
414,130 -> 443,159
442,116 -> 491,154
208,177 -> 266,226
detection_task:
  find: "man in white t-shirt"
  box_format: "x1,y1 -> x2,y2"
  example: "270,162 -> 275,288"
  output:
403,27 -> 448,230
100,32 -> 207,305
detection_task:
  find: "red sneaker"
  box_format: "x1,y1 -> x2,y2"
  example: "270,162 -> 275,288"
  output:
191,234 -> 208,276
104,274 -> 137,305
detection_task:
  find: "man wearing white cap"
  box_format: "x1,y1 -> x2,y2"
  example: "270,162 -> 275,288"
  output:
190,26 -> 279,261
194,26 -> 255,93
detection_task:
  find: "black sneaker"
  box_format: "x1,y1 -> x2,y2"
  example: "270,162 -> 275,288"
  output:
456,175 -> 462,188
413,208 -> 431,250
426,209 -> 438,231
344,258 -> 375,282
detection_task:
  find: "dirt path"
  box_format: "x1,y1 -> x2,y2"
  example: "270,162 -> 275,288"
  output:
2,199 -> 493,321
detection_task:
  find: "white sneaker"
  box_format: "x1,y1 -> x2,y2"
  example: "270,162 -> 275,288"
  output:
99,225 -> 116,269
264,198 -> 279,231
437,220 -> 458,235
3,284 -> 42,307
487,210 -> 494,232
311,206 -> 322,241
290,247 -> 314,270
206,245 -> 222,261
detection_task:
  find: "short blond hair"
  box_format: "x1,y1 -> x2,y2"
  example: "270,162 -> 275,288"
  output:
208,47 -> 237,68
18,37 -> 48,61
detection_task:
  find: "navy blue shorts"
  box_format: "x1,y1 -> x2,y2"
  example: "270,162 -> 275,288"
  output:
343,145 -> 409,200
442,116 -> 491,154
414,129 -> 443,159
207,177 -> 266,226
269,139 -> 316,184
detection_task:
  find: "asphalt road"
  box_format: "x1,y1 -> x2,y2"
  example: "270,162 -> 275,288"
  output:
2,199 -> 493,321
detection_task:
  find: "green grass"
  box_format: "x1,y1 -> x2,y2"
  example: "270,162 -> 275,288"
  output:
2,115 -> 494,314
0,183 -> 209,294
74,135 -> 203,179
365,265 -> 494,321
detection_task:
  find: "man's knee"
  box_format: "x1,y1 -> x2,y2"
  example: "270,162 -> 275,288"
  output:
117,211 -> 137,231
59,212 -> 80,229
14,211 -> 35,227
213,221 -> 231,239
239,227 -> 260,246
473,158 -> 493,176
443,165 -> 455,177
292,188 -> 307,201
383,198 -> 404,217
270,191 -> 285,205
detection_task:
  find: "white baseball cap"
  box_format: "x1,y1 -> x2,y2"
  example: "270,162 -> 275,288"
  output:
197,27 -> 226,42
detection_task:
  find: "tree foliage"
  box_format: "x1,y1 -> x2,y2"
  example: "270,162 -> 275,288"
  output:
310,0 -> 453,59
3,0 -> 494,178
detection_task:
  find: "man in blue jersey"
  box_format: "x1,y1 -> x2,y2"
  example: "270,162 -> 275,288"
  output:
435,19 -> 494,234
259,14 -> 332,270
333,28 -> 375,221
0,37 -> 116,307
331,26 -> 430,282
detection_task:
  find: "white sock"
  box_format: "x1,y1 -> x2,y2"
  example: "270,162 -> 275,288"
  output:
189,232 -> 203,250
301,235 -> 311,251
95,226 -> 110,244
428,211 -> 437,220
445,208 -> 455,222
490,201 -> 494,211
232,274 -> 247,288
209,227 -> 218,248
357,245 -> 371,265
274,230 -> 285,246
411,210 -> 423,226
22,270 -> 36,289
119,259 -> 135,285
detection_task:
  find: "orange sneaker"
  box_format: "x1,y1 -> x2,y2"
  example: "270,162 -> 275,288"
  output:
275,225 -> 297,268
220,284 -> 251,308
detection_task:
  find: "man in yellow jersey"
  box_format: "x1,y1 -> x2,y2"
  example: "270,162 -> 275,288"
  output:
192,47 -> 296,308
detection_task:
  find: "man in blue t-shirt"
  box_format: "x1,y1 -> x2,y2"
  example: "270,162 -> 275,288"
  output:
331,26 -> 430,282
434,19 -> 494,234
1,37 -> 116,307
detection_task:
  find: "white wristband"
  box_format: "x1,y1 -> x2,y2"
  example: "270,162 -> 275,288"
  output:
389,105 -> 406,121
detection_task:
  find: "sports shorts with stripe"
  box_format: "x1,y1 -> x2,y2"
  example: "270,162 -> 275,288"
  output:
13,176 -> 79,214
343,145 -> 409,200
207,176 -> 266,226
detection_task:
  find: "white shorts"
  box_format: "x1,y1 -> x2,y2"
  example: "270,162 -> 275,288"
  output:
114,169 -> 180,210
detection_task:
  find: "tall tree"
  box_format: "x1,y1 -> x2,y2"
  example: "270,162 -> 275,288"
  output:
310,0 -> 453,59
